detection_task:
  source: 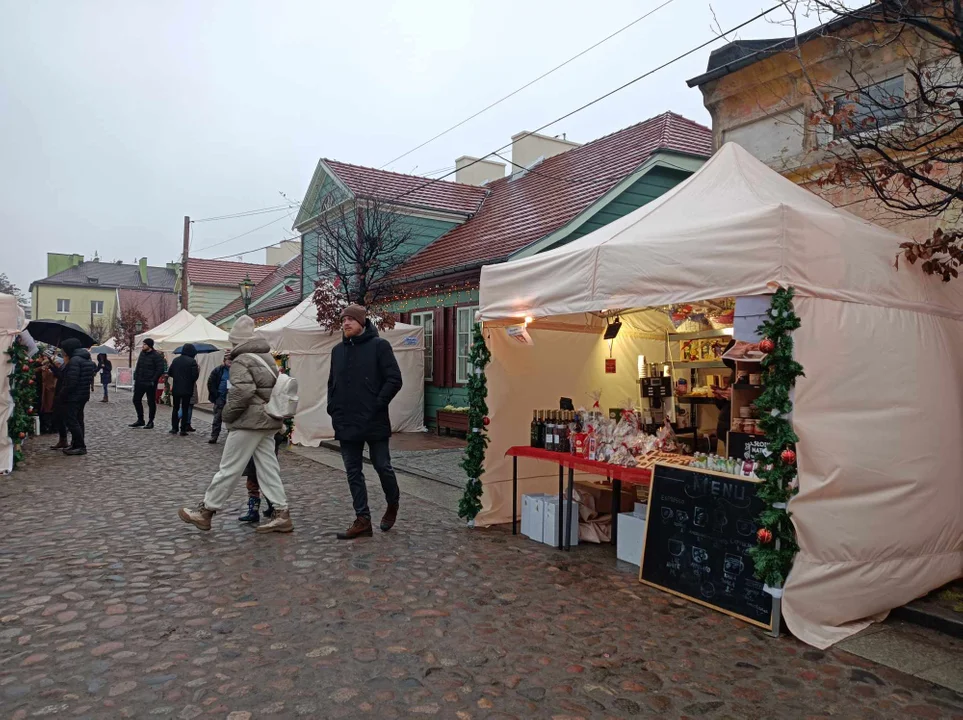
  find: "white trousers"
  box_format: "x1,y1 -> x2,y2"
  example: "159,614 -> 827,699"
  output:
203,428 -> 288,511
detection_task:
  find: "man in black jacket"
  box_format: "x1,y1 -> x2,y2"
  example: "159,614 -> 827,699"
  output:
60,338 -> 97,456
130,338 -> 166,429
167,343 -> 200,436
327,304 -> 403,540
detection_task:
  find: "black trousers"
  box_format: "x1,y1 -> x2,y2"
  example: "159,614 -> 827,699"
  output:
171,395 -> 191,432
339,439 -> 400,519
63,401 -> 87,449
133,383 -> 156,422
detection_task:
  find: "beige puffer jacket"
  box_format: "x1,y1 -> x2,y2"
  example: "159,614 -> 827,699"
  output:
222,338 -> 283,432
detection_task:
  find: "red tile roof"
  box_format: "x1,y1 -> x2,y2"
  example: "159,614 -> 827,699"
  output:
208,256 -> 302,322
187,258 -> 276,288
323,159 -> 489,216
389,112 -> 712,280
117,289 -> 178,329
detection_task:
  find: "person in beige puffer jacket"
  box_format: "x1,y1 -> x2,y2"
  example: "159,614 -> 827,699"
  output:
178,315 -> 293,533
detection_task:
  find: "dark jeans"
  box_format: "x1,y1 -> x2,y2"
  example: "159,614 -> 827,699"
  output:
185,403 -> 194,428
63,401 -> 87,449
171,395 -> 191,432
133,383 -> 156,423
340,439 -> 400,519
211,396 -> 227,439
101,379 -> 109,400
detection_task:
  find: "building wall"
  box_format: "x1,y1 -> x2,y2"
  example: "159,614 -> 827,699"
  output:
32,284 -> 118,330
189,285 -> 241,319
266,240 -> 301,267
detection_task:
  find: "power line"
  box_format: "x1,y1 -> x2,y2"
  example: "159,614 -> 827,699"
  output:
379,0 -> 677,171
193,212 -> 294,253
388,3 -> 785,206
193,204 -> 296,223
204,237 -> 300,262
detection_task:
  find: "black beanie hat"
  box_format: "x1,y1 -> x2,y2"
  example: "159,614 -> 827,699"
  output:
143,338 -> 155,349
182,343 -> 197,358
61,338 -> 81,354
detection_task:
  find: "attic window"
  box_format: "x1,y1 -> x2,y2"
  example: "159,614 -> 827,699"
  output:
87,278 -> 99,284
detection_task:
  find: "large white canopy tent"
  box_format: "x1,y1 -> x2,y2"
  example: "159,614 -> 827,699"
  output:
135,308 -> 194,347
476,142 -> 963,649
153,315 -> 231,404
256,297 -> 426,446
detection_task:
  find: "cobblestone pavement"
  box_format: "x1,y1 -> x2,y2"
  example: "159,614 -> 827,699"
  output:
2,400 -> 963,719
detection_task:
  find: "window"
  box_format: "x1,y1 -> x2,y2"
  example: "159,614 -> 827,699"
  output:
91,300 -> 104,315
834,76 -> 905,138
456,306 -> 478,384
410,311 -> 434,381
57,299 -> 70,313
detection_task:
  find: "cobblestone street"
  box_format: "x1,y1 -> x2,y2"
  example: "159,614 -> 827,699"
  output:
1,400 -> 962,719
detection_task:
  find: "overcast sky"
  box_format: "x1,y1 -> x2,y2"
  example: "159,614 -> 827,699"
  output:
0,0 -> 820,296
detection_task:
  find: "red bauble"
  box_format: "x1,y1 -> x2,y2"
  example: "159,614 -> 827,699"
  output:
28,379 -> 34,385
21,364 -> 29,372
18,432 -> 25,439
780,448 -> 796,465
482,416 -> 490,426
757,527 -> 773,544
759,338 -> 775,354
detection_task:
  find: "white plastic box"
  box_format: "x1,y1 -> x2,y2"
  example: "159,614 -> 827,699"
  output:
521,494 -> 549,542
617,511 -> 647,566
543,497 -> 579,547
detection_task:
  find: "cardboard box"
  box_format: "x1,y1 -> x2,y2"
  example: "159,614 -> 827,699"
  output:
617,512 -> 647,566
543,497 -> 579,547
634,503 -> 647,519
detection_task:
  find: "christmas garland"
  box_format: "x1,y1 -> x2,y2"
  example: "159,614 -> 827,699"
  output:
458,323 -> 490,522
6,339 -> 39,469
748,287 -> 804,588
275,353 -> 294,442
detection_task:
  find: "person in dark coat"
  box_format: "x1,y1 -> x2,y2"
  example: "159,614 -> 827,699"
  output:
326,304 -> 403,540
167,343 -> 200,436
131,338 -> 166,429
47,351 -> 69,449
206,354 -> 232,444
60,338 -> 96,456
712,339 -> 737,455
96,353 -> 113,403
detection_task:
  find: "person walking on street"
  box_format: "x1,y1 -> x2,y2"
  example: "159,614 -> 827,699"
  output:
167,344 -> 199,436
327,305 -> 403,540
60,338 -> 96,456
131,338 -> 165,429
207,354 -> 231,444
178,315 -> 293,534
96,353 -> 112,403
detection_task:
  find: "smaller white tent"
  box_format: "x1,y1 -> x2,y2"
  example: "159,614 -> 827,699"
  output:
256,297 -> 426,445
153,315 -> 231,404
135,308 -> 194,347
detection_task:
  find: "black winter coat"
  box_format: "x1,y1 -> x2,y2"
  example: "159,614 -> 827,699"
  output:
62,349 -> 97,404
326,321 -> 403,442
134,349 -> 166,385
167,355 -> 200,397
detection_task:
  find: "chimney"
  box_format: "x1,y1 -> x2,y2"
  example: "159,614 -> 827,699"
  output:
510,131 -> 581,175
138,257 -> 148,285
455,156 -> 506,186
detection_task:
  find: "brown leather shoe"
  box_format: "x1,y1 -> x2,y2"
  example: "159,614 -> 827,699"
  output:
380,503 -> 399,532
337,516 -> 373,540
178,503 -> 215,531
255,509 -> 293,534
50,439 -> 68,450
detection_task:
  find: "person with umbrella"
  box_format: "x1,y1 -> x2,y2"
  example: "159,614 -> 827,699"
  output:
167,343 -> 199,436
96,353 -> 113,403
130,339 -> 166,429
59,338 -> 97,456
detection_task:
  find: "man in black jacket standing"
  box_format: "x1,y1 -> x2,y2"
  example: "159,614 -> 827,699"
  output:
60,338 -> 96,456
327,305 -> 403,540
130,338 -> 165,429
167,343 -> 200,436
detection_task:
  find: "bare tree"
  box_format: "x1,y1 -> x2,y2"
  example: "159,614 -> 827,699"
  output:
789,1 -> 963,279
111,304 -> 148,366
87,317 -> 110,344
309,195 -> 414,305
0,273 -> 26,306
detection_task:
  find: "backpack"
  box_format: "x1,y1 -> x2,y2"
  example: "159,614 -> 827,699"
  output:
249,354 -> 299,420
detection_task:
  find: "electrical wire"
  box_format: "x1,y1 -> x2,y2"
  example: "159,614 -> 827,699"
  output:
193,204 -> 297,223
204,237 -> 300,261
193,212 -> 295,253
379,0 -> 677,170
388,3 -> 786,206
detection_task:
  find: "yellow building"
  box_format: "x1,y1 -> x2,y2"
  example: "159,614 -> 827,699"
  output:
30,254 -> 178,341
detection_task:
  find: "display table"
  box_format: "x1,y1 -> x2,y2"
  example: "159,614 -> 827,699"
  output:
505,446 -> 653,551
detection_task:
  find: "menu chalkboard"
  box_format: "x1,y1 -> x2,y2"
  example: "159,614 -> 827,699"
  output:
639,464 -> 773,629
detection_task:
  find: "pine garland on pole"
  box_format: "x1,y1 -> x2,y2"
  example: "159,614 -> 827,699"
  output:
748,287 -> 804,588
6,338 -> 39,469
458,323 -> 490,523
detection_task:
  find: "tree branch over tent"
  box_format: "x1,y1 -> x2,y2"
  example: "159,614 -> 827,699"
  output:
112,303 -> 149,366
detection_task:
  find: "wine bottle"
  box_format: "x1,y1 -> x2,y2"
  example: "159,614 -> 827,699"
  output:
546,411 -> 556,452
530,410 -> 539,447
536,411 -> 546,448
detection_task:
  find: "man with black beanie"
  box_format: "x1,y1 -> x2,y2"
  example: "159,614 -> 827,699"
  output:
60,338 -> 96,456
131,338 -> 166,429
167,343 -> 200,436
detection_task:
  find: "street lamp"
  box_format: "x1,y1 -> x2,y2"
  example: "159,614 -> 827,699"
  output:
239,274 -> 255,315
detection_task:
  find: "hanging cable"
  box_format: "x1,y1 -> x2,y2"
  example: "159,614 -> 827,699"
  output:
193,213 -> 295,253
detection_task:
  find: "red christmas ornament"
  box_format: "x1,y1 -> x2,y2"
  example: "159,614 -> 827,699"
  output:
759,338 -> 775,354
21,364 -> 29,372
28,379 -> 35,385
780,448 -> 796,465
18,432 -> 25,439
482,416 -> 490,426
757,527 -> 773,544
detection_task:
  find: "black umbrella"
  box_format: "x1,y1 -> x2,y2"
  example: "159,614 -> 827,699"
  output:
90,345 -> 118,355
25,319 -> 96,348
174,343 -> 221,354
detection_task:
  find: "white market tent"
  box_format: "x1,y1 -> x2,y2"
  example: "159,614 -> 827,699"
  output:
153,314 -> 231,403
256,297 -> 426,445
135,308 -> 194,347
476,143 -> 963,649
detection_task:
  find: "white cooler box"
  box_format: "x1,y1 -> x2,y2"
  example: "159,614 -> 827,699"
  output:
543,497 -> 579,547
521,494 -> 550,542
617,511 -> 647,565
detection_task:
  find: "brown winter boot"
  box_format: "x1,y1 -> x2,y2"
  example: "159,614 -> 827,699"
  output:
255,509 -> 293,534
178,503 -> 215,531
337,516 -> 373,540
380,504 -> 399,532
50,438 -> 68,450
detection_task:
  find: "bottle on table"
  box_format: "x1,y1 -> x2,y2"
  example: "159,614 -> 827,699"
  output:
536,411 -> 546,449
530,410 -> 540,447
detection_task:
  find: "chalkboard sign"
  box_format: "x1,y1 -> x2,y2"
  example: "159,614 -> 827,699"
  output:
727,431 -> 770,462
639,463 -> 773,629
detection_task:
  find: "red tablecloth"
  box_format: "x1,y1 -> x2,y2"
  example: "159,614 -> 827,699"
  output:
505,446 -> 652,486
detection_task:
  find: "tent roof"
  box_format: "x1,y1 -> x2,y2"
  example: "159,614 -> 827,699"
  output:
478,143 -> 963,324
136,308 -> 195,345
154,314 -> 230,351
